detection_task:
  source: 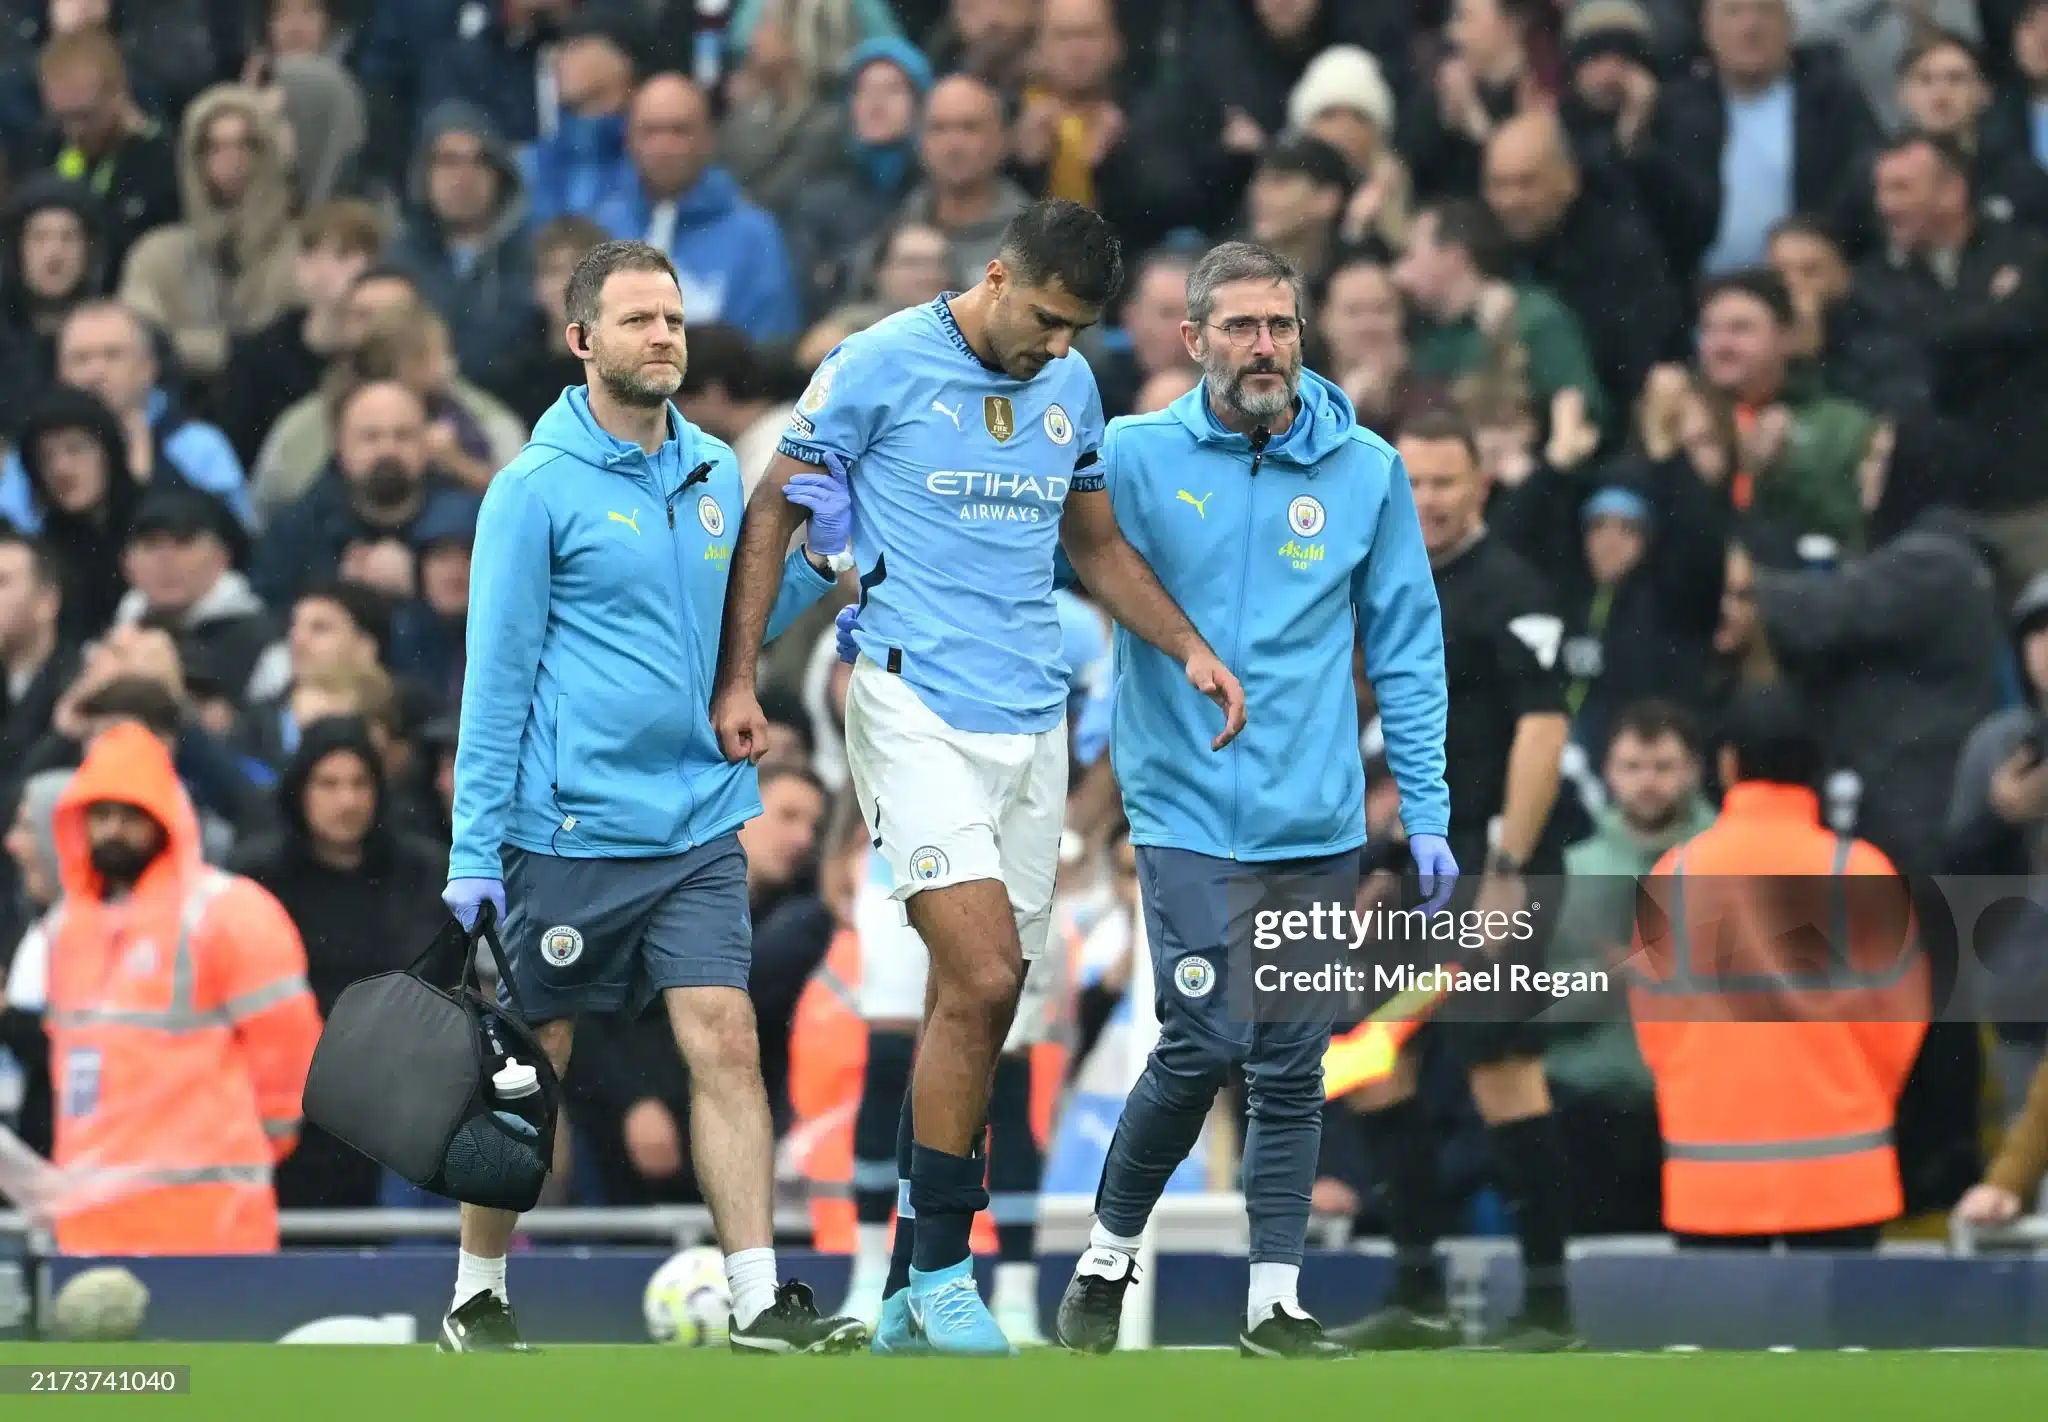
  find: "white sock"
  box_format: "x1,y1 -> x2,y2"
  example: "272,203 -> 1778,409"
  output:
1088,1220 -> 1143,1256
726,1247 -> 779,1328
453,1249 -> 507,1311
850,1223 -> 891,1286
993,1260 -> 1038,1312
1247,1262 -> 1306,1331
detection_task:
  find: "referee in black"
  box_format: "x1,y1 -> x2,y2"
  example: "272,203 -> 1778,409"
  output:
1333,409 -> 1580,1352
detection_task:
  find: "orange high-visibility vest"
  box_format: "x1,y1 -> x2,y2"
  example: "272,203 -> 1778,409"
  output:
46,724 -> 321,1255
788,928 -> 867,1253
1629,781 -> 1929,1236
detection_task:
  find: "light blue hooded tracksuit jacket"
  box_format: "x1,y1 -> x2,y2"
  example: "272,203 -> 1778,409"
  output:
1088,370 -> 1452,1268
448,387 -> 832,881
1105,371 -> 1450,859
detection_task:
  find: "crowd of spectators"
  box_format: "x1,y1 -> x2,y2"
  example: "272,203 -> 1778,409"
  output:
0,0 -> 2040,1240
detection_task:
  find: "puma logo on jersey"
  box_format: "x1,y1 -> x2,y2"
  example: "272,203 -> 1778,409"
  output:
931,400 -> 963,430
608,510 -> 641,535
1177,490 -> 1213,518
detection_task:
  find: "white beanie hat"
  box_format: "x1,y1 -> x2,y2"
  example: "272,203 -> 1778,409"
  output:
1286,45 -> 1395,136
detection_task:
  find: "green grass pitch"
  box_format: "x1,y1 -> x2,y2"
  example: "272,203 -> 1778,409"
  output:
0,1344 -> 2043,1420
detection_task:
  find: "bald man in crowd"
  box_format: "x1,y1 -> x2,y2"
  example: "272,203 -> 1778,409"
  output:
590,73 -> 801,342
1482,112 -> 1681,422
885,74 -> 1034,290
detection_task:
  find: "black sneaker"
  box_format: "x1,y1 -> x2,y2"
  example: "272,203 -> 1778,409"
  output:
1053,1247 -> 1139,1355
1239,1306 -> 1350,1359
1476,1314 -> 1586,1353
1329,1303 -> 1460,1351
729,1280 -> 870,1354
438,1290 -> 533,1352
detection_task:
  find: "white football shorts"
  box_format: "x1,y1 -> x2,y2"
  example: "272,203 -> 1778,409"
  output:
843,653 -> 1067,972
853,862 -> 1060,1049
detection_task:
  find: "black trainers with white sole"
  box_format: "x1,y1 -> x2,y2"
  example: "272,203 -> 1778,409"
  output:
438,1290 -> 533,1352
1239,1306 -> 1349,1359
1053,1247 -> 1140,1355
729,1280 -> 871,1354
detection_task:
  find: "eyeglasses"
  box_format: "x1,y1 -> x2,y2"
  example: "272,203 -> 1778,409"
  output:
1208,317 -> 1302,347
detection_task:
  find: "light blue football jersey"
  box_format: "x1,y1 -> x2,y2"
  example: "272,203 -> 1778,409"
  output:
777,295 -> 1106,736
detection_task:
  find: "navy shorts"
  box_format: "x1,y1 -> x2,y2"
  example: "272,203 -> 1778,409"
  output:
1137,844 -> 1363,1062
498,834 -> 752,1023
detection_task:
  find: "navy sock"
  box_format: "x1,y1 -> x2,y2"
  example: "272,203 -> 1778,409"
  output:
988,1054 -> 1041,1264
855,1032 -> 914,1227
883,1090 -> 917,1297
910,1140 -> 990,1276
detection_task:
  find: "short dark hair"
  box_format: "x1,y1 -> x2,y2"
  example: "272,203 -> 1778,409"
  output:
677,323 -> 765,400
1399,407 -> 1480,464
564,240 -> 680,331
1259,134 -> 1354,192
758,761 -> 827,801
534,214 -> 610,266
1898,27 -> 1982,78
0,529 -> 58,591
296,579 -> 393,657
1720,683 -> 1823,789
1426,199 -> 1512,281
996,198 -> 1125,307
1607,698 -> 1702,760
1132,243 -> 1198,293
759,685 -> 815,753
80,675 -> 182,738
300,198 -> 386,257
1884,127 -> 1974,183
1765,213 -> 1839,250
1699,267 -> 1796,327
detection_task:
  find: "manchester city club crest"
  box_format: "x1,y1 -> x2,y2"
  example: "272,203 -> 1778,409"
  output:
1043,404 -> 1074,445
1288,495 -> 1326,537
698,494 -> 724,536
1174,956 -> 1216,998
984,395 -> 1015,442
541,925 -> 584,967
909,846 -> 950,882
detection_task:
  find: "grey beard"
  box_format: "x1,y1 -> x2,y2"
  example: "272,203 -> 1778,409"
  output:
1221,370 -> 1297,424
597,363 -> 678,409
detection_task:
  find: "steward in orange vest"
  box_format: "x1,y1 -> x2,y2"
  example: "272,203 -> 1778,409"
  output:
45,722 -> 322,1254
1629,686 -> 1929,1245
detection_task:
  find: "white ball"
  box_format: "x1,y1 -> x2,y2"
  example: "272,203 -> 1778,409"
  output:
51,1266 -> 149,1341
643,1246 -> 732,1346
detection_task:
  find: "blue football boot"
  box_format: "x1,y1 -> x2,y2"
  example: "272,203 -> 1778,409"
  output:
871,1288 -> 930,1355
907,1259 -> 1015,1357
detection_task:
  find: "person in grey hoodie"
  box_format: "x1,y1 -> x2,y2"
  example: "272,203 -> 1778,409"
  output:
389,101 -> 536,390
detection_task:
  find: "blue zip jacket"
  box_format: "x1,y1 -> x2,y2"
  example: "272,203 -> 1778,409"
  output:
589,167 -> 802,344
1104,372 -> 1450,861
523,111 -> 635,225
449,387 -> 833,879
